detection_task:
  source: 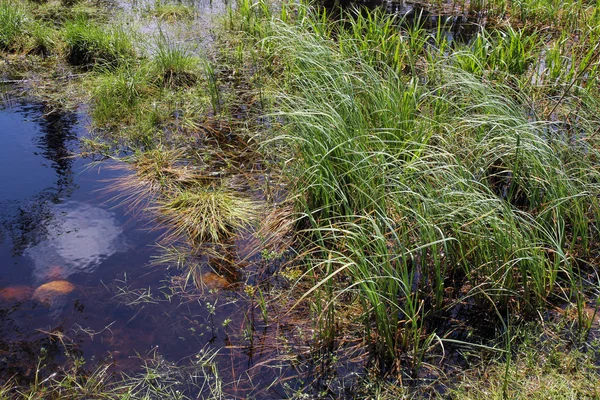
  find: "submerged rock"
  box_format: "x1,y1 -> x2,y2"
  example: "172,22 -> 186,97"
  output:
0,286 -> 34,303
32,280 -> 76,305
202,272 -> 231,290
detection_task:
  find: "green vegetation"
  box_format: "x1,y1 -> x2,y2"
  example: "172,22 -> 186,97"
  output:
63,16 -> 135,68
146,0 -> 196,22
0,346 -> 224,399
2,0 -> 600,398
151,34 -> 199,87
0,1 -> 27,50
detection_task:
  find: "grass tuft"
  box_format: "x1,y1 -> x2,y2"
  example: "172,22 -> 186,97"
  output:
157,186 -> 259,244
150,34 -> 199,87
63,16 -> 135,69
0,0 -> 27,51
91,64 -> 154,126
147,0 -> 196,22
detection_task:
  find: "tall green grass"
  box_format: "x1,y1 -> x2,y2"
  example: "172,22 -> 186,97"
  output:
0,0 -> 27,51
255,7 -> 600,372
63,16 -> 135,68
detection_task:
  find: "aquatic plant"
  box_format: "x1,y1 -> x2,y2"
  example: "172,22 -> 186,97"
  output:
2,345 -> 224,399
91,64 -> 154,126
147,0 -> 196,22
257,7 -> 600,374
156,186 -> 260,244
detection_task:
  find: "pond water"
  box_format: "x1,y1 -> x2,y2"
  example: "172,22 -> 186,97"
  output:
0,94 -> 240,386
0,95 -> 155,376
0,91 -> 315,398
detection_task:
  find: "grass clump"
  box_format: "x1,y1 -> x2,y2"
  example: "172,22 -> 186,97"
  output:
147,0 -> 196,22
27,20 -> 57,55
0,0 -> 28,51
129,147 -> 204,193
63,16 -> 135,69
150,34 -> 199,87
91,64 -> 154,126
157,187 -> 259,244
0,1 -> 58,55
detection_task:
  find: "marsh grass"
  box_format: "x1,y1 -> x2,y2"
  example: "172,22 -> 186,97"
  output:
0,1 -> 62,55
63,16 -> 135,69
241,5 -> 600,375
156,186 -> 260,244
150,33 -> 199,87
0,345 -> 225,400
91,64 -> 155,126
6,0 -> 600,396
0,1 -> 27,51
27,19 -> 57,55
30,0 -> 104,23
147,0 -> 196,22
450,320 -> 600,399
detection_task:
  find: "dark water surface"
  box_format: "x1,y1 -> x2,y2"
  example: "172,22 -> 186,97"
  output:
0,94 -> 158,378
0,94 -> 246,386
0,93 -> 303,399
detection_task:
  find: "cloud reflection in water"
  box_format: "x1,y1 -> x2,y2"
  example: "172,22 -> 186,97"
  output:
25,201 -> 125,284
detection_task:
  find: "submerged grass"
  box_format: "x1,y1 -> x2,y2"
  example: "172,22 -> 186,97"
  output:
0,346 -> 225,399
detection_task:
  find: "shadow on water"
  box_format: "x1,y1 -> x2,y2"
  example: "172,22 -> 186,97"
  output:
0,103 -> 78,258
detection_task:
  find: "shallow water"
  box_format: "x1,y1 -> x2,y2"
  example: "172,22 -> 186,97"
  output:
0,95 -> 254,385
0,93 -> 313,398
0,95 -> 163,378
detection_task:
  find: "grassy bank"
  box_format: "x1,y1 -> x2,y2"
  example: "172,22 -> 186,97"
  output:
221,0 -> 600,396
2,0 -> 600,398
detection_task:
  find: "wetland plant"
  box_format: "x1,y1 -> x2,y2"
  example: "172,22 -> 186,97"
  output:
151,33 -> 199,87
147,0 -> 196,22
156,186 -> 260,245
91,64 -> 154,126
63,16 -> 135,68
0,0 -> 27,51
262,11 -> 600,373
